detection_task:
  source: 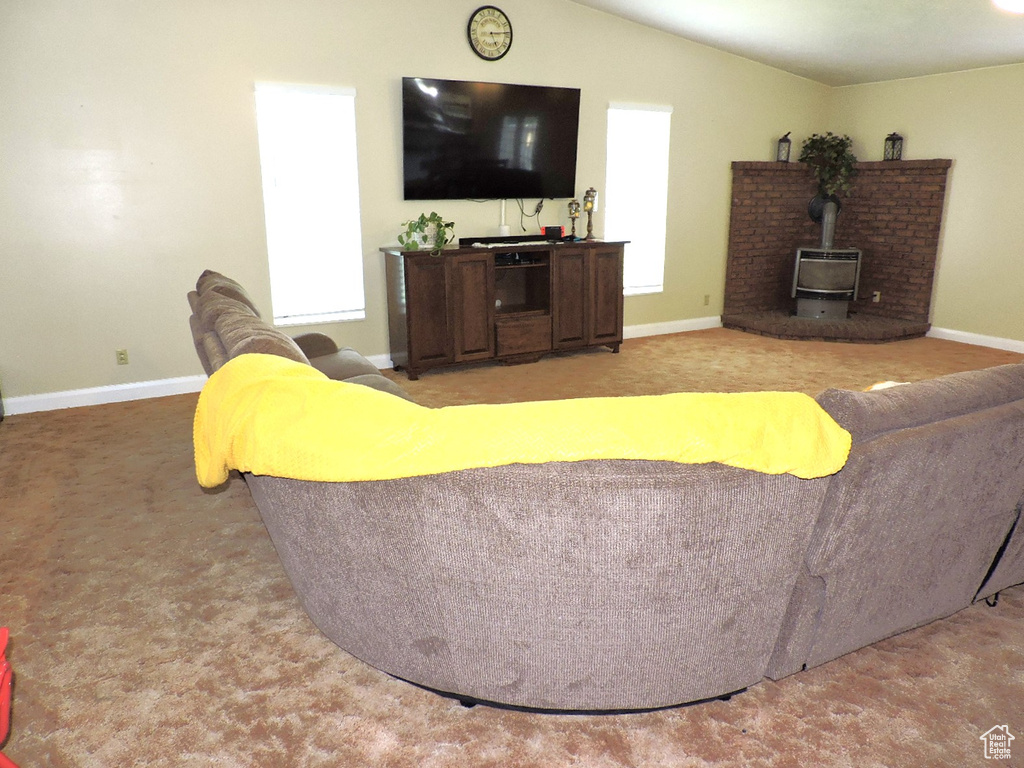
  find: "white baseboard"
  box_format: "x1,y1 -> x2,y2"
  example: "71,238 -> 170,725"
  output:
364,353 -> 395,370
4,321 -> 1019,416
927,327 -> 1024,354
623,316 -> 723,339
3,375 -> 207,416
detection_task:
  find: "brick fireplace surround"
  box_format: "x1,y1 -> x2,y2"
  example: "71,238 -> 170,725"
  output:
723,159 -> 952,342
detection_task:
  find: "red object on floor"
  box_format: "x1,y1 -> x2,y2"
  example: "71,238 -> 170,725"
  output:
0,627 -> 18,768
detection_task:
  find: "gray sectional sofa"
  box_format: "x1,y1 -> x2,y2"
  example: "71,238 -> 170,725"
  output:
768,365 -> 1024,679
188,270 -> 1024,711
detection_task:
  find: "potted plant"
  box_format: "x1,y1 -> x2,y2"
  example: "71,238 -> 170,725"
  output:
799,132 -> 857,196
398,212 -> 456,255
799,132 -> 858,224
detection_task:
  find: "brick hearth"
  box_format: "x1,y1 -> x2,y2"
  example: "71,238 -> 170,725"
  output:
723,159 -> 952,342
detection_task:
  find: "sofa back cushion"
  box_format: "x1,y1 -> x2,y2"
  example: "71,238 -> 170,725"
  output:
769,365 -> 1024,678
196,290 -> 257,333
816,363 -> 1024,442
213,311 -> 309,365
195,269 -> 262,316
784,399 -> 1024,674
247,458 -> 831,710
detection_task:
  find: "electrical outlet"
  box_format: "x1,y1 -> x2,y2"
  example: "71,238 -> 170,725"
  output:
116,349 -> 129,365
872,291 -> 882,303
704,294 -> 710,306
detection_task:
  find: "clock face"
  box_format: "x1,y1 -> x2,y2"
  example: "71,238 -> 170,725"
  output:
468,6 -> 512,61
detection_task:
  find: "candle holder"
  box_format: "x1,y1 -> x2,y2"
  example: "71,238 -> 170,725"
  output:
583,187 -> 598,240
568,199 -> 581,239
884,132 -> 903,161
777,132 -> 792,162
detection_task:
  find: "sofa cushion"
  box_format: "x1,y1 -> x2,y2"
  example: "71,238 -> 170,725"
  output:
196,270 -> 262,316
816,363 -> 1024,442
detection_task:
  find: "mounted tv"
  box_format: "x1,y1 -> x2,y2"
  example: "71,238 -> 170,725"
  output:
402,77 -> 580,201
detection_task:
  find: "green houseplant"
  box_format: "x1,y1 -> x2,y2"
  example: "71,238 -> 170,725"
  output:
798,132 -> 858,197
398,212 -> 455,255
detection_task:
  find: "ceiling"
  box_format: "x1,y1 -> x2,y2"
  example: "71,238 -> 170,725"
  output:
567,0 -> 1024,86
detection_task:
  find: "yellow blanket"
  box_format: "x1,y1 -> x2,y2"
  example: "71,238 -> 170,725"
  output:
193,353 -> 852,488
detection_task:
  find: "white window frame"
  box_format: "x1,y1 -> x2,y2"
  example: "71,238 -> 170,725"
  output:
253,82 -> 366,325
604,102 -> 673,296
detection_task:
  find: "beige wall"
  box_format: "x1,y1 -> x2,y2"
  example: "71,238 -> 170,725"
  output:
4,1 -> 1018,403
0,0 -> 828,400
827,64 -> 1024,340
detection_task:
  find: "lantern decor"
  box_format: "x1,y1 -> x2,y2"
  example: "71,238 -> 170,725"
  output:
776,132 -> 792,163
583,187 -> 598,240
884,132 -> 903,161
568,199 -> 581,239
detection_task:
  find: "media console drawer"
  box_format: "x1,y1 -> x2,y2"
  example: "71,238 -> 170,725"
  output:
495,315 -> 552,357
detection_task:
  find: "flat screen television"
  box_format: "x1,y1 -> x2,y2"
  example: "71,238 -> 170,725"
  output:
402,77 -> 581,201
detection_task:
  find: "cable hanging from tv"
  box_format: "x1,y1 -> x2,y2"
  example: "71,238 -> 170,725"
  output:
516,198 -> 544,231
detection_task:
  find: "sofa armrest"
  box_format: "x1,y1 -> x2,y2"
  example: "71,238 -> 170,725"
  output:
292,332 -> 339,359
307,348 -> 382,381
343,373 -> 414,401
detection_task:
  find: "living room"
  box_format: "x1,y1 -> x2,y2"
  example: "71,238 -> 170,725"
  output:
1,0 -> 1023,412
3,2 -> 1024,766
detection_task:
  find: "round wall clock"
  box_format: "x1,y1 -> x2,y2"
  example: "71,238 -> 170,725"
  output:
467,6 -> 513,61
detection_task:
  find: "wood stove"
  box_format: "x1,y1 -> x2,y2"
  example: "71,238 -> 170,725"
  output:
791,248 -> 861,319
790,196 -> 861,320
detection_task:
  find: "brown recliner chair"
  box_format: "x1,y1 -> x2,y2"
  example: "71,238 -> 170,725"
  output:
187,270 -> 410,400
188,269 -> 340,374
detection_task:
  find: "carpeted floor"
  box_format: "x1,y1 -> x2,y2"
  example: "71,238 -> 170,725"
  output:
1,328 -> 1023,767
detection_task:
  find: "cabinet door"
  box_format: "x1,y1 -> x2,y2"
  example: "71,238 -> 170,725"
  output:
551,247 -> 588,349
405,255 -> 452,369
448,253 -> 495,362
588,244 -> 624,347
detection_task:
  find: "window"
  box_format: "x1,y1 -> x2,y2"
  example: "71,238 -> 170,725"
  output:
253,83 -> 365,325
604,103 -> 672,295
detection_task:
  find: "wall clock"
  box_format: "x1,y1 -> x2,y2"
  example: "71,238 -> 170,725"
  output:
467,6 -> 513,61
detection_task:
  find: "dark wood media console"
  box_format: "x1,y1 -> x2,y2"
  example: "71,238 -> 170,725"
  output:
382,241 -> 626,379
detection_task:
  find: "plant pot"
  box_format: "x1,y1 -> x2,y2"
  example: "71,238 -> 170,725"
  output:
409,223 -> 437,250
